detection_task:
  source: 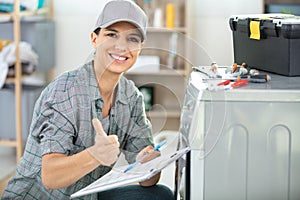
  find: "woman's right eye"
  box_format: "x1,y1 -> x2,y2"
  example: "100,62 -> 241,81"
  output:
105,33 -> 117,38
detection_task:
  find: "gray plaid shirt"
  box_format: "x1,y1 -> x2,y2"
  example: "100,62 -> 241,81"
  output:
3,61 -> 153,200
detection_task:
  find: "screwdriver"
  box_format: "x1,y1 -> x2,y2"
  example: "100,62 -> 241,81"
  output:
248,74 -> 271,83
231,79 -> 249,87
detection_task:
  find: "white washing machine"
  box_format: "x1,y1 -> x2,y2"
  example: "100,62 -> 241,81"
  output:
177,70 -> 300,200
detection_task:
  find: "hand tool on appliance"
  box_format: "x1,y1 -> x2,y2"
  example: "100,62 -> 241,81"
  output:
248,74 -> 271,83
223,79 -> 249,90
231,79 -> 249,87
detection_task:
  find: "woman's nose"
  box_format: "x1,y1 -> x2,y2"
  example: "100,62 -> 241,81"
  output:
114,37 -> 127,51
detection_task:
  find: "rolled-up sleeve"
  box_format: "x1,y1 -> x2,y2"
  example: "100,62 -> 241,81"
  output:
40,110 -> 74,155
30,86 -> 76,156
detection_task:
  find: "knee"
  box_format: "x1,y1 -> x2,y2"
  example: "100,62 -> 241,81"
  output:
144,184 -> 174,200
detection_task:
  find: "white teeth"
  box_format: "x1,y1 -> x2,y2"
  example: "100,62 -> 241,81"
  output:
111,54 -> 126,61
117,56 -> 126,61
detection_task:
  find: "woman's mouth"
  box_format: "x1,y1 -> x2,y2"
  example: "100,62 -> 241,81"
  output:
110,53 -> 128,62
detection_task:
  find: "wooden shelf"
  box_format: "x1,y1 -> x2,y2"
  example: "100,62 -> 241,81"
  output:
5,75 -> 30,84
147,108 -> 181,118
126,69 -> 186,76
124,0 -> 188,131
265,0 -> 300,3
147,27 -> 187,33
0,139 -> 18,147
4,77 -> 15,84
0,0 -> 54,163
0,7 -> 50,22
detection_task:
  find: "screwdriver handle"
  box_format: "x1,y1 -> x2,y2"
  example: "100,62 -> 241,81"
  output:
231,79 -> 248,87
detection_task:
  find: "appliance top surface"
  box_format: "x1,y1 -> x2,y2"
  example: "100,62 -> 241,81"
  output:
189,69 -> 300,102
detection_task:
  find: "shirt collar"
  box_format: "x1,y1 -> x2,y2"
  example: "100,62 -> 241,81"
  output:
85,61 -> 101,102
114,76 -> 131,105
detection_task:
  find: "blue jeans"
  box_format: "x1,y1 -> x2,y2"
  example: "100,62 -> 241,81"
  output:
97,184 -> 174,200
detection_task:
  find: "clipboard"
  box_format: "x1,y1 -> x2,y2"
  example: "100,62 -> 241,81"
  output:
71,147 -> 190,199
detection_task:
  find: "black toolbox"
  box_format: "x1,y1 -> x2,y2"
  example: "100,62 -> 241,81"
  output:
229,14 -> 300,76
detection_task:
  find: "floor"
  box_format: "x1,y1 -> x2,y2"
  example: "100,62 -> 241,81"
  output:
0,146 -> 17,195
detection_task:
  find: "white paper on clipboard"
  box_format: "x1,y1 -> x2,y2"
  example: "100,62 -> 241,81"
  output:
71,147 -> 190,199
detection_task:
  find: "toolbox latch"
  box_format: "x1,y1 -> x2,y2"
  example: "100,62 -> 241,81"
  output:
249,20 -> 261,40
249,19 -> 279,40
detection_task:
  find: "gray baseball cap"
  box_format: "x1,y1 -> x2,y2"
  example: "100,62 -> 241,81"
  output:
95,0 -> 148,41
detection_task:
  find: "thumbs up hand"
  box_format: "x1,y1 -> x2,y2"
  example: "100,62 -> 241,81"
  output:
87,118 -> 120,166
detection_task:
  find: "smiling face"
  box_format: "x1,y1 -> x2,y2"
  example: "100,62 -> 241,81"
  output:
91,21 -> 144,76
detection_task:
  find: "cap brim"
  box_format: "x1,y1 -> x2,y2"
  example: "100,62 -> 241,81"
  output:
98,19 -> 146,41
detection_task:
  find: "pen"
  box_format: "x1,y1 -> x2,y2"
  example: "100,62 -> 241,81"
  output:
153,140 -> 167,151
123,140 -> 167,173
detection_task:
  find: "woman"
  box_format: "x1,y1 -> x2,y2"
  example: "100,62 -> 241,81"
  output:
2,0 -> 174,199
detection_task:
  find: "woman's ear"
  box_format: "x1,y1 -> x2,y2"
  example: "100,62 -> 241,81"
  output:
90,32 -> 98,48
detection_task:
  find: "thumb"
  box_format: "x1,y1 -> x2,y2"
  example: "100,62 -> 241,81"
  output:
92,118 -> 107,136
107,135 -> 120,147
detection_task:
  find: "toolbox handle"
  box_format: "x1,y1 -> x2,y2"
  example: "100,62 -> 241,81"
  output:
254,19 -> 279,39
230,17 -> 280,40
281,24 -> 300,39
230,14 -> 300,39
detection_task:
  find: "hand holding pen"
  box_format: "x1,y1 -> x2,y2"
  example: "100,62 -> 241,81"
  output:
124,140 -> 167,173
